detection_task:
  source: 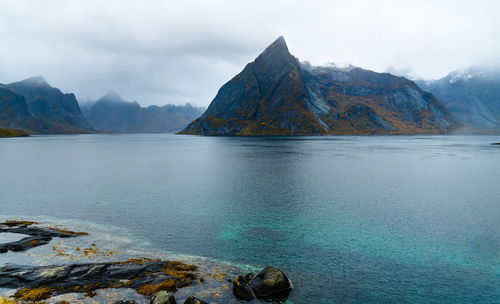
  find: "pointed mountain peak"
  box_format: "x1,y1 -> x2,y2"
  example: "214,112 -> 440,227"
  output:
270,36 -> 287,48
259,36 -> 289,56
254,36 -> 296,68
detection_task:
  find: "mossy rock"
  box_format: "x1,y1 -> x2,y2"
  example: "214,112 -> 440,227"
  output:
151,291 -> 176,304
248,266 -> 292,299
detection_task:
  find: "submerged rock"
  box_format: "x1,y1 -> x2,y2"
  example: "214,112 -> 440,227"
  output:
0,259 -> 200,302
492,143 -> 500,145
0,220 -> 87,253
183,296 -> 207,304
233,266 -> 292,301
151,291 -> 176,304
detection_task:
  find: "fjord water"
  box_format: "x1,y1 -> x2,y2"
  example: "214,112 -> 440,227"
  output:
1,135 -> 499,303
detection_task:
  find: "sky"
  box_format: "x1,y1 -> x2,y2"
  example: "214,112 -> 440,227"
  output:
0,0 -> 499,107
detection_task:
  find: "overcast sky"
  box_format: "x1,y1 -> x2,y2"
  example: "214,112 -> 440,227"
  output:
1,0 -> 499,107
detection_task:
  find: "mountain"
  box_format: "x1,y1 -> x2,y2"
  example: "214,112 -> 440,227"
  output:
81,91 -> 205,133
180,37 -> 456,135
0,77 -> 93,133
0,86 -> 71,133
416,67 -> 500,133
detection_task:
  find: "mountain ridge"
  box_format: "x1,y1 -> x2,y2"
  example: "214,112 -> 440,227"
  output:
180,36 -> 457,136
416,66 -> 500,133
0,77 -> 93,133
81,91 -> 204,133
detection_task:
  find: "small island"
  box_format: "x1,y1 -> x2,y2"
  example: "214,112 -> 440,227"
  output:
0,128 -> 29,138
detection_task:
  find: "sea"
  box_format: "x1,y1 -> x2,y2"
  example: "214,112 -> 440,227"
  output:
0,134 -> 499,303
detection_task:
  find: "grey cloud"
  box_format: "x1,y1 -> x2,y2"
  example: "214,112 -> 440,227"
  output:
0,0 -> 499,106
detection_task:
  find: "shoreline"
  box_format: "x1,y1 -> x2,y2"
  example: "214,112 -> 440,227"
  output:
0,128 -> 29,138
0,219 -> 292,304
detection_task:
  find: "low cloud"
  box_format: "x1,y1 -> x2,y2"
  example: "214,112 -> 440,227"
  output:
0,0 -> 499,106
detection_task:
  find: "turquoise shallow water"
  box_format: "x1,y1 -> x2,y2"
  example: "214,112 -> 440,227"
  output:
0,134 -> 499,303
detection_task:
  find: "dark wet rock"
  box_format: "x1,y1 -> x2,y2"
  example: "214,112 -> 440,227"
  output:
244,273 -> 255,282
151,291 -> 176,304
183,296 -> 207,304
1,259 -> 199,302
232,267 -> 292,301
492,143 -> 500,145
232,275 -> 255,301
0,220 -> 87,253
248,266 -> 292,299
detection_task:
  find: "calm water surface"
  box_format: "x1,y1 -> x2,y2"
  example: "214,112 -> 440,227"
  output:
0,134 -> 499,303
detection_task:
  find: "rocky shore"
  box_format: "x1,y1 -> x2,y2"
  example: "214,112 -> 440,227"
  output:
0,220 -> 87,253
1,259 -> 200,302
0,220 -> 293,303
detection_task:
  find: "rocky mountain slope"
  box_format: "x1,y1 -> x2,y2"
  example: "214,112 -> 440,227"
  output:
416,67 -> 500,133
0,77 -> 93,133
81,91 -> 204,133
180,37 -> 456,136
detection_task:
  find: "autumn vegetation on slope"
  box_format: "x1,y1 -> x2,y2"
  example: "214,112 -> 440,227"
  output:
0,128 -> 29,138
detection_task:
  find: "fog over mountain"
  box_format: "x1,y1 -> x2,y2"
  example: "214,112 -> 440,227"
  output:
416,66 -> 500,132
1,0 -> 500,107
81,91 -> 204,133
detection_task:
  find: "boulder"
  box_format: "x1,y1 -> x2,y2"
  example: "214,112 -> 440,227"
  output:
232,275 -> 255,301
244,273 -> 255,281
248,266 -> 292,299
114,301 -> 137,304
151,291 -> 176,304
183,296 -> 207,304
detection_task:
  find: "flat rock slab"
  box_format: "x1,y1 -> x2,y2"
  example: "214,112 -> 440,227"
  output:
0,259 -> 200,302
0,220 -> 87,253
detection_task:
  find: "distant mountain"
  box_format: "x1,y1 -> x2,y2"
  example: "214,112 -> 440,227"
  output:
81,91 -> 204,133
416,67 -> 500,133
180,37 -> 456,136
0,77 -> 93,133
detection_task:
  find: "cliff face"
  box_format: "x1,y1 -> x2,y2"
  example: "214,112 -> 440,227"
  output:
0,87 -> 60,134
181,37 -> 456,136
